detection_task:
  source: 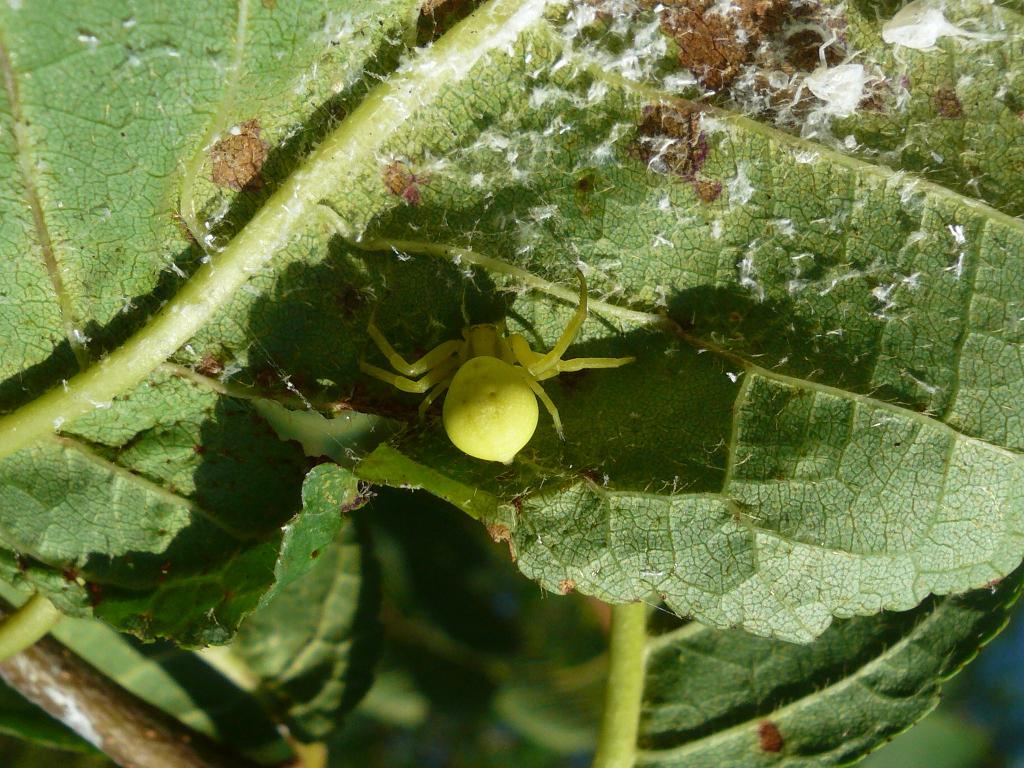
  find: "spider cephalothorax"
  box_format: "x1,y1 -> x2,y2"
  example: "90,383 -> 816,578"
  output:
360,274 -> 634,463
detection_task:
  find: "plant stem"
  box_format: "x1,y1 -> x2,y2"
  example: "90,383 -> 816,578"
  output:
0,600 -> 261,768
0,0 -> 558,463
593,601 -> 647,768
0,593 -> 61,661
349,231 -> 666,327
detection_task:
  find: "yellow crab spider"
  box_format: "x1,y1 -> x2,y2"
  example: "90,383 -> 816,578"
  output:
359,273 -> 635,464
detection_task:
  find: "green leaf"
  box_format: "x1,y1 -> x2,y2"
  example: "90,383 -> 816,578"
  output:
0,0 -> 419,407
270,463 -> 364,593
0,0 -> 542,646
0,0 -> 422,643
0,368 -> 326,643
0,3 -> 1019,764
825,1 -> 1024,216
254,399 -> 401,468
338,2 -> 1024,642
232,512 -> 382,742
636,567 -> 1024,767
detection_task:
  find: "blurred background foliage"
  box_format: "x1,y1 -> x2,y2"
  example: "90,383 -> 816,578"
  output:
0,485 -> 1019,767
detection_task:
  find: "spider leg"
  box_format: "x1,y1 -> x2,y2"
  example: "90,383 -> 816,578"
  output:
418,378 -> 453,417
367,312 -> 463,376
521,372 -> 564,440
509,333 -> 543,368
527,271 -> 589,376
534,355 -> 636,381
360,356 -> 461,394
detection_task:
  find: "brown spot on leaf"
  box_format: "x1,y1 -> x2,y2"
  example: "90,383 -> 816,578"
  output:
383,160 -> 429,206
171,211 -> 199,246
758,721 -> 783,752
636,103 -> 709,181
646,0 -> 791,90
574,170 -> 599,215
859,89 -> 888,113
210,119 -> 269,191
785,28 -> 843,72
558,578 -> 576,595
934,87 -> 963,119
61,567 -> 78,582
310,549 -> 321,560
157,561 -> 172,583
196,354 -> 224,377
86,581 -> 105,606
694,178 -> 723,203
261,0 -> 276,8
340,487 -> 375,514
486,523 -> 511,543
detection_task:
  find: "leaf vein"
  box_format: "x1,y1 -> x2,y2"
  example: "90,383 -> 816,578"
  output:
0,32 -> 86,368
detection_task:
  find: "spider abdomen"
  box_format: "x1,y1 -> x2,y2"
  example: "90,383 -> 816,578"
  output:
442,357 -> 539,464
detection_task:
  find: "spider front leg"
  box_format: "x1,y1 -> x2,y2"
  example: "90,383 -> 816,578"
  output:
360,356 -> 461,394
534,354 -> 635,381
527,271 -> 589,376
366,311 -> 463,376
360,316 -> 463,395
509,329 -> 634,383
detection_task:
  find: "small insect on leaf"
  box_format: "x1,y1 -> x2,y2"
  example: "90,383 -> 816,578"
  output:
359,272 -> 634,462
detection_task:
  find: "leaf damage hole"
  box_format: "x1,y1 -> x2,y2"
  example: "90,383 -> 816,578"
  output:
210,118 -> 269,191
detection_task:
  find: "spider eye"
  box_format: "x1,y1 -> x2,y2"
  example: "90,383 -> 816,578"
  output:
442,357 -> 538,464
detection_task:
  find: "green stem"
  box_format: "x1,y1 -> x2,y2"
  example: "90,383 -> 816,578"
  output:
593,601 -> 647,768
0,0 -> 558,463
0,593 -> 61,662
346,229 -> 665,327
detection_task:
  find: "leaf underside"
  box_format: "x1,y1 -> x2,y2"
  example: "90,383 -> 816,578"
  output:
0,1 -> 1020,760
